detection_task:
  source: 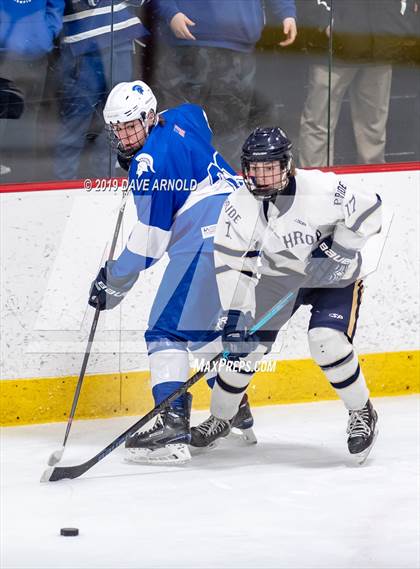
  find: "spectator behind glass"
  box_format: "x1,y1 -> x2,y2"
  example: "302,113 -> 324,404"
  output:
0,77 -> 24,175
298,0 -> 420,167
153,0 -> 297,169
53,0 -> 149,181
0,78 -> 24,119
0,0 -> 64,181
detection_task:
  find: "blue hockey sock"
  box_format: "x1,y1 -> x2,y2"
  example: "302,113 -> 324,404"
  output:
206,376 -> 215,389
152,381 -> 185,409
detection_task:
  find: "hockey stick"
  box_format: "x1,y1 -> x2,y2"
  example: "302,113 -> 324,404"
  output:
47,185 -> 132,467
41,287 -> 298,482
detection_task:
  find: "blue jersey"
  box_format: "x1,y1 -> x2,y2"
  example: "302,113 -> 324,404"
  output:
157,0 -> 296,53
61,0 -> 148,56
112,103 -> 242,278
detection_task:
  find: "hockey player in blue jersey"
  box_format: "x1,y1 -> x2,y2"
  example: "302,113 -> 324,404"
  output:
88,80 -> 255,463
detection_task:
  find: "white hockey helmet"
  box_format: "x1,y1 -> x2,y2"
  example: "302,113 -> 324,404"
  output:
103,80 -> 157,125
104,81 -> 158,159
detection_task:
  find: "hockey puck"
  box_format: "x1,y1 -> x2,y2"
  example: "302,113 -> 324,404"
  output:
60,527 -> 79,537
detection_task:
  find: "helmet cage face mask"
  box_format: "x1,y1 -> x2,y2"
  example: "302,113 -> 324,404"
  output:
106,114 -> 149,159
241,127 -> 293,200
242,154 -> 292,200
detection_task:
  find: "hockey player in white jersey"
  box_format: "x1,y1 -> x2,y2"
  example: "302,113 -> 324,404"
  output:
88,81 -> 255,463
190,127 -> 381,463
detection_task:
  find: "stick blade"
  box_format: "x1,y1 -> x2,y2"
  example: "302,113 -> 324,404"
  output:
48,448 -> 64,466
40,467 -> 55,483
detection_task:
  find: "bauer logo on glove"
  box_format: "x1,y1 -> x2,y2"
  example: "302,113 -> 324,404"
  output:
88,261 -> 139,311
318,240 -> 353,264
306,237 -> 360,288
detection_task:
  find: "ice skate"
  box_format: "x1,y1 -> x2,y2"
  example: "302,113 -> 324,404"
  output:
125,394 -> 192,464
189,414 -> 231,449
190,394 -> 257,448
230,394 -> 257,444
347,399 -> 378,465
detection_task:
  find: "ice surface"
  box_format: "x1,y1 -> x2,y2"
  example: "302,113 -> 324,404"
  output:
1,396 -> 419,569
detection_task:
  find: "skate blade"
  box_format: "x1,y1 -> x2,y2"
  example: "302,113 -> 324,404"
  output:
352,429 -> 379,465
229,426 -> 258,445
189,439 -> 222,453
125,443 -> 191,465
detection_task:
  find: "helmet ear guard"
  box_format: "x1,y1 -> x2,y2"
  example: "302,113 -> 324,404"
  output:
241,127 -> 293,200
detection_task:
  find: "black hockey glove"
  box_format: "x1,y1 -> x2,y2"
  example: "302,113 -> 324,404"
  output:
88,260 -> 139,311
306,237 -> 357,288
218,310 -> 259,360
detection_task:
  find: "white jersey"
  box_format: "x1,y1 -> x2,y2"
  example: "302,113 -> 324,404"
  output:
214,168 -> 382,315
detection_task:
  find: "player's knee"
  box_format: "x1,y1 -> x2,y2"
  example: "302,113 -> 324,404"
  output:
308,327 -> 352,367
149,349 -> 190,384
308,327 -> 367,408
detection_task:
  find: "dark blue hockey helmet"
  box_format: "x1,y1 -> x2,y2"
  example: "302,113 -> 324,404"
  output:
241,127 -> 293,200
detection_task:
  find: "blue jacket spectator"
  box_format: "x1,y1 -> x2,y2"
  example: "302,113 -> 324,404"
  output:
61,0 -> 148,56
0,0 -> 64,57
157,0 -> 296,52
154,0 -> 297,169
0,0 -> 65,181
54,0 -> 149,180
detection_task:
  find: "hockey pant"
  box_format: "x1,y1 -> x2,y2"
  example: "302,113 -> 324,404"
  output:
145,250 -> 222,407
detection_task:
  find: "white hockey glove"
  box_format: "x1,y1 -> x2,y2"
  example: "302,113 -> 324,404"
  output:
306,238 -> 358,288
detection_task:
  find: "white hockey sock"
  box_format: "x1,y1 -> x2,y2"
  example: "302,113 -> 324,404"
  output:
210,370 -> 253,420
308,327 -> 369,410
210,345 -> 265,420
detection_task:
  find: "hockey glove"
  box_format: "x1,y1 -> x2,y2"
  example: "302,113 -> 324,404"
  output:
306,237 -> 357,288
88,260 -> 139,311
218,310 -> 259,360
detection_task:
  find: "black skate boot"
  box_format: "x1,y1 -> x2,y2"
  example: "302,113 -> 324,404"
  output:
347,399 -> 378,464
189,415 -> 231,448
125,393 -> 192,464
190,394 -> 257,448
230,393 -> 257,444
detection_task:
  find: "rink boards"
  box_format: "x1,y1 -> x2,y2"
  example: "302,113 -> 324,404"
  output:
1,165 -> 419,425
